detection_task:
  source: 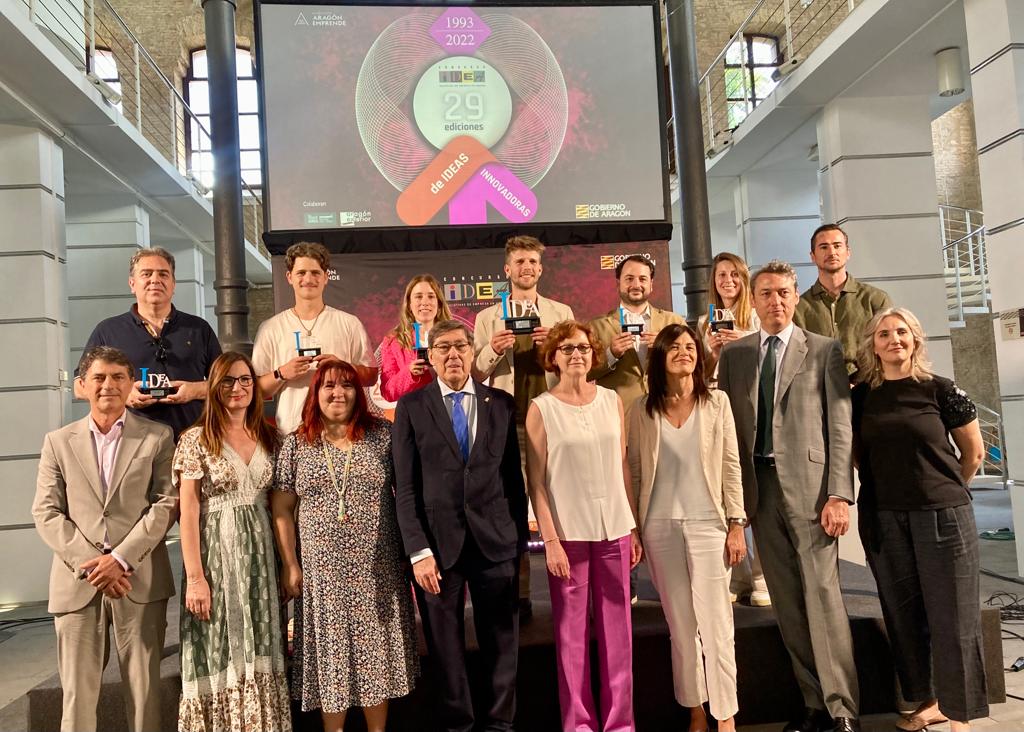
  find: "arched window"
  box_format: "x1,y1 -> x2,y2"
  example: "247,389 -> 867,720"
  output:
724,34 -> 781,129
184,47 -> 262,191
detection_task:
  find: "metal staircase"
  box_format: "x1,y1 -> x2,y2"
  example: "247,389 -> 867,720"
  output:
939,205 -> 990,326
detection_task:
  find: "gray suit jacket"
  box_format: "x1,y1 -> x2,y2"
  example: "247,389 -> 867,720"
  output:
717,326 -> 853,520
32,412 -> 179,613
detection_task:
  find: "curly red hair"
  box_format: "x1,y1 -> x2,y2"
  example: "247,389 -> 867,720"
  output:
295,358 -> 374,444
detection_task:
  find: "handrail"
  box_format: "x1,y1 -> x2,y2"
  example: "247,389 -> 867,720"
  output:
974,403 -> 1009,488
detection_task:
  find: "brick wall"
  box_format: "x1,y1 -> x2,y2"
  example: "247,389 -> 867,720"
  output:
931,100 -> 984,211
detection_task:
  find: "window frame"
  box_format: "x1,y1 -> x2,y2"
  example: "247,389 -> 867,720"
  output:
183,46 -> 262,193
724,33 -> 781,130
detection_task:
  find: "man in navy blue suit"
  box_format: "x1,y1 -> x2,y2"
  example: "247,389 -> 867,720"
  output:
394,320 -> 528,732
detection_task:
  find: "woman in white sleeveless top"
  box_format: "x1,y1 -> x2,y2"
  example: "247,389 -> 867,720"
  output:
525,320 -> 642,732
627,323 -> 746,732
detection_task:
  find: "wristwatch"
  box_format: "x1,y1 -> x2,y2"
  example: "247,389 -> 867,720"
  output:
727,517 -> 749,527
273,368 -> 284,381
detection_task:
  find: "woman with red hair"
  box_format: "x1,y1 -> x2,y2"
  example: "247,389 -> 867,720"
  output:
270,358 -> 418,732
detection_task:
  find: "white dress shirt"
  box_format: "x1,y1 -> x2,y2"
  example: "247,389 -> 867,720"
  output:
411,378 -> 478,564
88,411 -> 130,570
607,304 -> 652,367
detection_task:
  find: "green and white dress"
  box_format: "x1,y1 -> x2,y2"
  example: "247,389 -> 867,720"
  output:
173,427 -> 292,732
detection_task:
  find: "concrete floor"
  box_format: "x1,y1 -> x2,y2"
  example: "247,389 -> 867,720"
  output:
3,488 -> 1023,731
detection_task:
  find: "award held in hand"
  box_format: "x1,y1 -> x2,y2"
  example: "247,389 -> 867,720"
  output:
139,367 -> 178,399
501,291 -> 541,335
619,306 -> 645,336
709,305 -> 735,333
294,330 -> 323,358
412,323 -> 429,362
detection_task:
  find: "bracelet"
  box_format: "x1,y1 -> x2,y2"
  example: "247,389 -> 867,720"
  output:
186,576 -> 204,585
543,537 -> 559,544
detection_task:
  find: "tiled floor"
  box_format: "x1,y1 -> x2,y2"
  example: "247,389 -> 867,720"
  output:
3,488 -> 1023,730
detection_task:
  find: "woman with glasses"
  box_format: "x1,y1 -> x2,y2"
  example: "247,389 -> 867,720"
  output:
174,352 -> 291,731
271,358 -> 418,732
526,320 -> 642,732
627,324 -> 746,732
378,274 -> 453,402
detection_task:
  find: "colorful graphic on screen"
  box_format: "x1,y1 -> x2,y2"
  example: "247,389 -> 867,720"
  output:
258,3 -> 667,231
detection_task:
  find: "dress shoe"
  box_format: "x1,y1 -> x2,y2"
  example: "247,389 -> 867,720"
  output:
832,718 -> 859,732
783,707 -> 832,732
749,588 -> 772,606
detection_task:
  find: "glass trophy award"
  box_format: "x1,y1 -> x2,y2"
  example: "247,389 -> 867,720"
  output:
709,306 -> 735,332
294,331 -> 323,358
619,307 -> 645,335
139,367 -> 178,398
502,292 -> 541,335
412,323 -> 429,362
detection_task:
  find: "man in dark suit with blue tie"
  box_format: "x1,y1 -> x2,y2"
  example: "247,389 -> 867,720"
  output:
394,320 -> 529,732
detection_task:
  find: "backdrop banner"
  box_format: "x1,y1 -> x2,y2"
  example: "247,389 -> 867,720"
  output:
271,240 -> 672,349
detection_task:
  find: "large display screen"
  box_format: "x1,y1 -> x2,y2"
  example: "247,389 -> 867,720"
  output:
256,2 -> 669,237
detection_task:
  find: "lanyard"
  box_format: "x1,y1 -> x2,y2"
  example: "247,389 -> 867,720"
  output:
323,439 -> 354,523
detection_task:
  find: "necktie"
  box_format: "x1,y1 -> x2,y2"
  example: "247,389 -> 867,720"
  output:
755,335 -> 779,457
450,392 -> 470,461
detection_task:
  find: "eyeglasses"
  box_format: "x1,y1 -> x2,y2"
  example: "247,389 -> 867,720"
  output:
154,338 -> 169,363
219,375 -> 254,390
431,341 -> 471,355
557,344 -> 593,356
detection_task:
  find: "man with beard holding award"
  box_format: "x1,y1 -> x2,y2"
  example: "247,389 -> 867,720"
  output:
394,321 -> 528,732
473,235 -> 573,620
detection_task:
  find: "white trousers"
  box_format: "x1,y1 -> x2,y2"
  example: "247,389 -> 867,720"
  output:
643,518 -> 739,720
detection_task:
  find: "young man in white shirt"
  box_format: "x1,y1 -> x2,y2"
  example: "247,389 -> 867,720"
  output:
254,242 -> 378,435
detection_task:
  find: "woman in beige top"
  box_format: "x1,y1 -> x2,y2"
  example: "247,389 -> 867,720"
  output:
627,324 -> 746,732
526,320 -> 642,732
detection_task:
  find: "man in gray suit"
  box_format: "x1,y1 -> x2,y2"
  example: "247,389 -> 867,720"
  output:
718,260 -> 859,732
33,346 -> 178,732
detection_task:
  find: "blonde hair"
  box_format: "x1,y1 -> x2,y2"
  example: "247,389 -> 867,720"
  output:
856,307 -> 933,388
707,252 -> 754,331
389,274 -> 453,349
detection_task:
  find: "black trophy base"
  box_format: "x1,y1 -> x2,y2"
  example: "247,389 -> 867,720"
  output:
710,320 -> 735,332
145,386 -> 178,399
298,347 -> 322,358
621,322 -> 645,336
415,348 -> 429,362
505,316 -> 541,335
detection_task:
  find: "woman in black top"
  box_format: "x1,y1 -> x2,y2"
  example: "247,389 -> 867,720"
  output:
852,307 -> 986,732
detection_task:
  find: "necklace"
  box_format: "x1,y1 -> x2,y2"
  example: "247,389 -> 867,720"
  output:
292,305 -> 325,336
323,438 -> 354,523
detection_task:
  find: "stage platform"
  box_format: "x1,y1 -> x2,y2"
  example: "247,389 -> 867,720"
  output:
18,556 -> 1006,731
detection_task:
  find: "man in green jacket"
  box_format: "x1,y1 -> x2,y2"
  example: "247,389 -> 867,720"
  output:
794,224 -> 892,381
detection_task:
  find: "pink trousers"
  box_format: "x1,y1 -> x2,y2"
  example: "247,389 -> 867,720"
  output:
548,535 -> 634,732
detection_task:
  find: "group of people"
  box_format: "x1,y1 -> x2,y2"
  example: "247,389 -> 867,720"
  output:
32,227 -> 989,732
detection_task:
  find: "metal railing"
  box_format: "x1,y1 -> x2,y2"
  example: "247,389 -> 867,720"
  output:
688,0 -> 861,157
939,205 -> 989,323
975,403 -> 1009,488
18,0 -> 267,257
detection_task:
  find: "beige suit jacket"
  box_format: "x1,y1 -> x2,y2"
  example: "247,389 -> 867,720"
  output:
33,412 -> 179,614
472,294 -> 574,395
627,390 -> 745,531
716,326 -> 854,520
589,305 -> 685,408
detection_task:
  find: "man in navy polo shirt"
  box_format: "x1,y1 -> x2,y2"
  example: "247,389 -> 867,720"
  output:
79,247 -> 221,440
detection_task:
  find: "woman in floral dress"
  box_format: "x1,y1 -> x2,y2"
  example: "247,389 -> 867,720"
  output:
271,358 -> 418,732
174,351 -> 291,731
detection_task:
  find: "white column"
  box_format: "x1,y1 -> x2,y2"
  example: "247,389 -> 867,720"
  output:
817,96 -> 953,377
964,0 -> 1024,571
65,196 -> 150,420
0,124 -> 68,605
734,165 -> 821,288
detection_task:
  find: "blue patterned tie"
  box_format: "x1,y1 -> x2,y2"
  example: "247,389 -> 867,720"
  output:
450,392 -> 470,461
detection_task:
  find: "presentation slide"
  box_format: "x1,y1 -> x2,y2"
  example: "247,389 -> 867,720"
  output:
258,3 -> 668,232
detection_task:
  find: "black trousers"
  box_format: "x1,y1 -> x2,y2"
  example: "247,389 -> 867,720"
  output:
859,503 -> 988,722
414,534 -> 520,732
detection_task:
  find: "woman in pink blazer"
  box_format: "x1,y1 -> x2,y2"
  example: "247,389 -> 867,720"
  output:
378,274 -> 452,402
